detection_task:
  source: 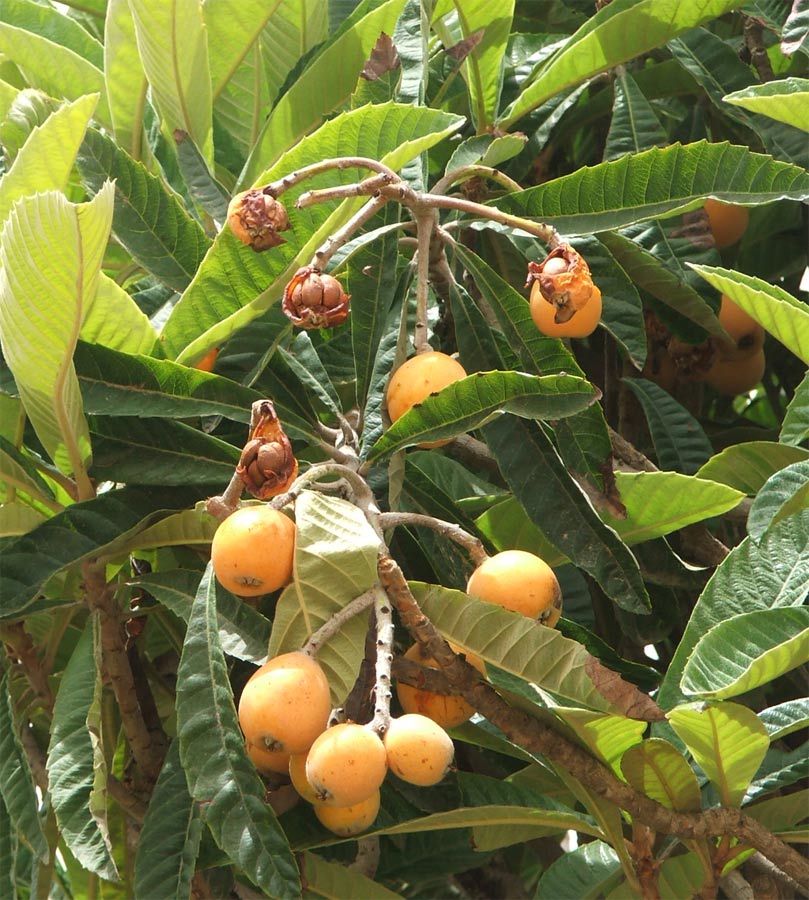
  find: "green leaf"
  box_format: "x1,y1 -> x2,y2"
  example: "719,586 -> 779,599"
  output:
498,0 -> 741,128
0,184 -> 113,478
133,741 -> 202,900
0,0 -> 103,66
668,701 -> 769,807
103,0 -> 148,159
474,496 -> 565,567
369,371 -> 598,461
0,93 -> 98,227
0,436 -> 57,509
759,699 -> 809,741
73,341 -> 261,422
300,851 -> 404,899
46,616 -> 117,881
76,127 -> 211,293
746,741 -> 808,802
604,71 -> 668,161
783,1 -> 809,56
269,491 -> 381,703
415,583 -> 612,712
748,460 -> 809,541
681,607 -> 809,699
241,0 -> 409,183
162,103 -> 464,361
602,471 -> 744,545
745,789 -> 809,833
80,276 -> 158,357
176,566 -> 300,898
553,708 -> 647,775
482,417 -> 650,614
623,379 -> 714,474
0,671 -> 48,860
658,510 -> 809,711
0,24 -> 107,125
696,441 -> 809,495
433,0 -> 514,131
780,372 -> 809,446
125,507 -> 218,551
0,503 -> 48,538
0,486 -> 200,618
599,231 -> 725,340
0,792 -> 18,900
489,141 -> 809,235
173,129 -> 230,222
723,78 -> 809,132
133,568 -> 271,664
536,840 -> 622,900
621,738 -> 701,813
690,264 -> 809,364
128,0 -> 212,160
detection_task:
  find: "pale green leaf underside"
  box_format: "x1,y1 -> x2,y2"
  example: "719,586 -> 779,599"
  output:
603,471 -> 744,544
414,583 -> 613,712
723,78 -> 809,132
368,371 -> 598,461
498,0 -> 743,128
681,607 -> 809,699
0,185 -> 114,475
80,274 -> 157,356
0,94 -> 98,227
104,0 -> 148,158
667,701 -> 769,807
696,441 -> 809,496
748,460 -> 809,541
690,264 -> 809,364
780,372 -> 809,447
269,491 -> 381,703
129,0 -> 212,159
0,23 -> 109,125
0,502 -> 48,537
620,738 -> 701,813
758,699 -> 809,741
46,617 -> 117,881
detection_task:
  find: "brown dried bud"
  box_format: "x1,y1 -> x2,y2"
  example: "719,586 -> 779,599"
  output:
525,243 -> 595,324
667,337 -> 717,381
282,266 -> 350,329
227,189 -> 290,252
236,401 -> 298,498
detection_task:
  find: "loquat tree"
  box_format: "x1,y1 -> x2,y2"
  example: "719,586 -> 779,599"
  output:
0,2 -> 807,899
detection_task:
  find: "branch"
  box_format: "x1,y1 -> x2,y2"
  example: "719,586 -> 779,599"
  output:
376,551 -> 809,889
1,622 -> 55,713
377,511 -> 488,566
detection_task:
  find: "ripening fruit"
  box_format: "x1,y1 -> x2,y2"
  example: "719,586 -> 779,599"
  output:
703,199 -> 749,249
385,351 -> 467,447
211,505 -> 295,596
288,753 -> 318,803
246,740 -> 292,776
194,347 -> 219,372
467,550 -> 562,626
384,714 -> 455,787
238,651 -> 331,755
305,723 -> 388,807
314,790 -> 380,836
396,643 -> 482,729
715,295 -> 765,361
530,282 -> 602,338
705,348 -> 766,396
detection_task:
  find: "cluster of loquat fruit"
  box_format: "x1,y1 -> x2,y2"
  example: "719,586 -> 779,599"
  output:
210,501 -> 562,836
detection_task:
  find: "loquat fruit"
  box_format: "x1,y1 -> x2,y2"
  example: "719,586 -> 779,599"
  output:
194,347 -> 219,372
529,282 -> 602,339
714,295 -> 765,361
467,550 -> 562,626
314,790 -> 380,836
705,347 -> 765,396
305,722 -> 388,807
288,753 -> 319,803
703,199 -> 749,249
384,714 -> 455,787
396,643 -> 482,729
238,651 -> 331,755
210,505 -> 295,597
245,740 -> 291,776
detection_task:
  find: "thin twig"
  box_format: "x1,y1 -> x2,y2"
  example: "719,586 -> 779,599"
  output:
377,511 -> 488,566
302,588 -> 378,657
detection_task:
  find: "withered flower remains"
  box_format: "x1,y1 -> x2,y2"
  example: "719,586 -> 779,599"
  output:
227,189 -> 290,252
282,266 -> 350,329
237,401 -> 298,498
525,243 -> 596,324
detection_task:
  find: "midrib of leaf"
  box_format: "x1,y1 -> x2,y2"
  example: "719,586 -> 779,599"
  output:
707,711 -> 731,806
170,3 -> 193,145
451,0 -> 486,131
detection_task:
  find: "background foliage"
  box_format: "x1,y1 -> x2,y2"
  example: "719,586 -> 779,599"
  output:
0,0 -> 807,898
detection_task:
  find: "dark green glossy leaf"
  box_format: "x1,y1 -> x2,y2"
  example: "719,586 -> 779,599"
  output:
173,129 -> 230,222
490,141 -> 809,235
0,486 -> 201,618
176,566 -> 300,898
780,372 -> 809,446
368,371 -> 599,461
536,839 -> 621,899
77,128 -> 211,293
133,741 -> 202,900
74,341 -> 261,422
603,71 -> 668,161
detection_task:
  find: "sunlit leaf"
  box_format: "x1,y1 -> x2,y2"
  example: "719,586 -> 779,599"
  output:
723,78 -> 809,132
80,276 -> 157,357
104,0 -> 148,159
300,851 -> 404,899
621,738 -> 701,813
780,372 -> 809,446
696,441 -> 809,495
553,708 -> 647,775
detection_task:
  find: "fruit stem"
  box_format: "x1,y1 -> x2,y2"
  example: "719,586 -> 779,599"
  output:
309,193 -> 389,271
377,511 -> 488,566
302,587 -> 378,656
266,156 -> 400,198
368,584 -> 394,736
